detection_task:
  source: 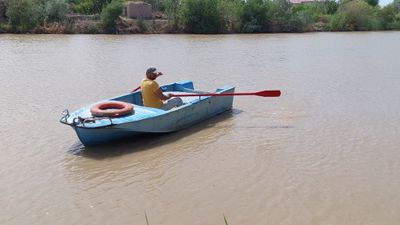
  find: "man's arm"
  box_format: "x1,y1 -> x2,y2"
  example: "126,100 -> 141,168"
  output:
155,88 -> 170,101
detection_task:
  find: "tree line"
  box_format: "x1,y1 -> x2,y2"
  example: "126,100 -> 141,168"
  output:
1,0 -> 399,34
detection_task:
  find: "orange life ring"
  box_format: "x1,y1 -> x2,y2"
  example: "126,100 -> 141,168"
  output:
90,101 -> 133,117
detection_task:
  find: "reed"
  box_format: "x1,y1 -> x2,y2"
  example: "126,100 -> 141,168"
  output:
142,212 -> 230,225
223,214 -> 229,225
145,211 -> 150,225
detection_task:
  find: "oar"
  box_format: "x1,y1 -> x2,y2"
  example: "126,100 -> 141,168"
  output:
170,90 -> 281,97
131,86 -> 141,92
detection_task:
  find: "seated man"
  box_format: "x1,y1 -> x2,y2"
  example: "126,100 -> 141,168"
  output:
141,67 -> 183,110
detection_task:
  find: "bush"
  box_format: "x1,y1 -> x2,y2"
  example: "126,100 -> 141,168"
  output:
71,0 -> 93,14
0,23 -> 10,33
364,0 -> 379,7
72,0 -> 111,14
285,13 -> 305,32
239,0 -> 269,33
379,3 -> 400,29
100,0 -> 122,33
296,10 -> 315,31
395,0 -> 400,12
137,19 -> 148,32
324,13 -> 349,31
163,0 -> 180,17
268,0 -> 291,32
46,0 -> 69,22
218,0 -> 242,32
5,0 -> 43,32
163,0 -> 181,29
93,0 -> 111,13
6,0 -> 69,32
181,0 -> 222,34
389,12 -> 400,29
338,0 -> 376,30
322,0 -> 339,15
292,3 -> 320,21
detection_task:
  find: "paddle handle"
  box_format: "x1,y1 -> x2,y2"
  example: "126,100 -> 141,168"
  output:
131,86 -> 141,92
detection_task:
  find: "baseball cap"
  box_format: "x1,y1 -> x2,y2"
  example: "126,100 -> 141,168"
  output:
146,67 -> 157,75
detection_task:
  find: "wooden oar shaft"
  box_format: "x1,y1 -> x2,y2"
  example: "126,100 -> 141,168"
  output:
170,90 -> 281,97
171,93 -> 254,97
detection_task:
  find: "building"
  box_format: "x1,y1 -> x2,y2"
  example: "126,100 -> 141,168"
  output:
123,1 -> 152,19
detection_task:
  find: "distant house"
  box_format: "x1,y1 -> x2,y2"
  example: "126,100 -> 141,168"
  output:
123,1 -> 152,19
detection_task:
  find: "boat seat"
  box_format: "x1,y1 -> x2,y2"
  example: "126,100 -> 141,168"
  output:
134,91 -> 207,112
165,91 -> 206,105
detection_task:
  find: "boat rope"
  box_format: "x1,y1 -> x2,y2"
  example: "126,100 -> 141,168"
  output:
60,109 -> 114,127
73,116 -> 114,127
59,109 -> 70,124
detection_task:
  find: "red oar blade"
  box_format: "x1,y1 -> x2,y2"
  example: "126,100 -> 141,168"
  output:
255,90 -> 281,97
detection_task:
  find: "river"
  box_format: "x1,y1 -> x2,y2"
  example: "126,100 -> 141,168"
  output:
0,32 -> 399,225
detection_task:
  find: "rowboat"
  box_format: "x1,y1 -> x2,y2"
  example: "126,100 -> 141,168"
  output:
60,80 -> 235,146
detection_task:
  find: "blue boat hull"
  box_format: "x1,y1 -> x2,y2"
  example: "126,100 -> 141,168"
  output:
61,81 -> 234,146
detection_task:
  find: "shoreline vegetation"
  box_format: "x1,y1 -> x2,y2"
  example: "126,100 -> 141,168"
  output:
0,0 -> 399,34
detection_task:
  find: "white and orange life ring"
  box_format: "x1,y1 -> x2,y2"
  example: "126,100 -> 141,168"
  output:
90,101 -> 133,117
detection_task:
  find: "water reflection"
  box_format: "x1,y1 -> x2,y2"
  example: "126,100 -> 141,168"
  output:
67,110 -> 236,159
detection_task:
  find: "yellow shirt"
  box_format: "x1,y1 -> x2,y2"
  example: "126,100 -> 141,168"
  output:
141,78 -> 163,108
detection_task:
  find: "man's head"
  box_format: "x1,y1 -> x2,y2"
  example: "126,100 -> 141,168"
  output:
146,67 -> 162,80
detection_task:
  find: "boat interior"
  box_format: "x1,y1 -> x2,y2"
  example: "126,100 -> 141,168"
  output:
111,80 -> 224,109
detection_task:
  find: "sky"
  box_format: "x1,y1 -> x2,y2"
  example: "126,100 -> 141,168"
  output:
379,0 -> 393,6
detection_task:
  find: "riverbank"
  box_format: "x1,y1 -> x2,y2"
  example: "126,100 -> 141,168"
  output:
1,0 -> 399,35
0,16 -> 398,35
28,19 -> 172,34
0,15 -> 175,34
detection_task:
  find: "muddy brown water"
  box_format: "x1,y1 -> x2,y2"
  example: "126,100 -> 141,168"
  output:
1,32 -> 400,225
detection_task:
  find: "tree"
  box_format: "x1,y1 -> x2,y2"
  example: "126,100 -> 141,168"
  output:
46,0 -> 69,22
379,1 -> 400,29
163,0 -> 181,28
322,0 -> 339,14
181,0 -> 222,33
93,0 -> 111,13
5,0 -> 43,32
268,0 -> 290,31
395,0 -> 400,12
71,0 -> 111,14
326,12 -> 349,30
338,0 -> 378,30
364,0 -> 379,7
380,4 -> 396,25
100,0 -> 122,33
218,0 -> 242,32
239,0 -> 270,33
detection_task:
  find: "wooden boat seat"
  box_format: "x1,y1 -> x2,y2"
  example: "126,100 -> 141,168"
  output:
165,91 -> 207,105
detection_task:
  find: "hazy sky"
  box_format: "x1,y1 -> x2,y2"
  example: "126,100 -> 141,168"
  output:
380,0 -> 393,6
